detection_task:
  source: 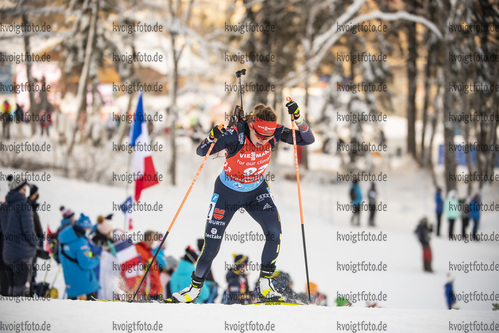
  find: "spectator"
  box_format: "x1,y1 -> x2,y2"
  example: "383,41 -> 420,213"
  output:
134,230 -> 163,300
163,256 -> 178,299
415,217 -> 433,272
470,193 -> 481,241
269,271 -> 299,303
0,175 -> 37,296
444,190 -> 460,239
444,273 -> 459,310
58,213 -> 100,300
367,182 -> 377,227
459,198 -> 470,238
435,187 -> 444,236
52,206 -> 76,264
1,100 -> 12,140
350,177 -> 362,226
224,254 -> 250,305
169,246 -> 210,303
14,103 -> 23,123
58,206 -> 76,233
91,215 -> 115,249
304,282 -> 327,306
27,184 -> 49,296
39,109 -> 53,137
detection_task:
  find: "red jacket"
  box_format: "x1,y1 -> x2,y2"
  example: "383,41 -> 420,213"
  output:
133,242 -> 163,298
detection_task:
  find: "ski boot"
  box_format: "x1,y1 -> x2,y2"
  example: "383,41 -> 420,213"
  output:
258,271 -> 284,303
169,274 -> 204,303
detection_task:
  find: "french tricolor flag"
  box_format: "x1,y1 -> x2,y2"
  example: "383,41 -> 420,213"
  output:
129,92 -> 159,202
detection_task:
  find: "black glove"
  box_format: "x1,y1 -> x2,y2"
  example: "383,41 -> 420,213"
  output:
36,249 -> 51,260
209,124 -> 225,140
286,101 -> 301,121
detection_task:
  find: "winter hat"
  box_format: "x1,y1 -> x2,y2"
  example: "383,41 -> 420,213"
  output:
97,219 -> 114,235
183,246 -> 199,264
29,184 -> 38,197
165,256 -> 178,271
233,253 -> 248,266
7,174 -> 27,191
76,213 -> 92,229
306,282 -> 318,295
60,206 -> 75,219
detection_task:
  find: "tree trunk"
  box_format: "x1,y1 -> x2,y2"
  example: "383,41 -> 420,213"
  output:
67,0 -> 99,158
442,2 -> 457,193
169,35 -> 179,186
406,9 -> 417,161
421,46 -> 432,167
21,8 -> 37,137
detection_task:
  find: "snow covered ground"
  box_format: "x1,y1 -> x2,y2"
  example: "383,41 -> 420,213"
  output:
1,139 -> 498,332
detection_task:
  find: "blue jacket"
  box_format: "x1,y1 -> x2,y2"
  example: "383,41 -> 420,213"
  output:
470,199 -> 480,219
351,183 -> 363,205
435,192 -> 443,214
444,282 -> 456,308
58,225 -> 100,297
152,247 -> 166,271
0,190 -> 37,261
58,218 -> 73,232
169,259 -> 209,303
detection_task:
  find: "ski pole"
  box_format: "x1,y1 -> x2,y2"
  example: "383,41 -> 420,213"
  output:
286,96 -> 311,302
131,136 -> 219,301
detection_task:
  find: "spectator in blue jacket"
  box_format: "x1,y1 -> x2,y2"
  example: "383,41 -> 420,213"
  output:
350,177 -> 363,226
58,213 -> 100,300
58,206 -> 76,232
169,246 -> 210,303
435,187 -> 444,236
469,193 -> 481,241
0,175 -> 37,296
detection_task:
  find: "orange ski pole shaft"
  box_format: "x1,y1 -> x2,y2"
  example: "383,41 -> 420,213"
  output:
286,96 -> 311,302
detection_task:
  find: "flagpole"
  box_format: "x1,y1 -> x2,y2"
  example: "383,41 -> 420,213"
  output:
124,152 -> 132,231
124,92 -> 135,231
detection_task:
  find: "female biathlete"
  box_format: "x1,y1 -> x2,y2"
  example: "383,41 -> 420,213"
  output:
171,101 -> 315,303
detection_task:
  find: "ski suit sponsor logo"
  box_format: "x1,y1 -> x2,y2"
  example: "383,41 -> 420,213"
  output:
214,208 -> 225,220
207,194 -> 219,221
208,220 -> 226,226
205,232 -> 222,240
256,193 -> 271,202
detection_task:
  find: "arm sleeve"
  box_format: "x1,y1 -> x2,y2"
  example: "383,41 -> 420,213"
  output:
196,128 -> 239,156
76,241 -> 100,270
278,119 -> 315,146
